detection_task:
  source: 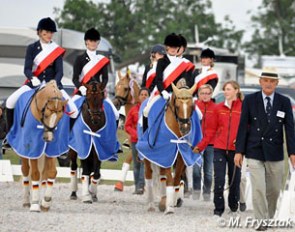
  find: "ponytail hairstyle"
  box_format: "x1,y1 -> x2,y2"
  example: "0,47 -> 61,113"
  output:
222,80 -> 243,101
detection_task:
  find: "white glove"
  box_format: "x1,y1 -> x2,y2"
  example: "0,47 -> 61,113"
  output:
161,90 -> 170,100
79,85 -> 87,96
31,76 -> 41,87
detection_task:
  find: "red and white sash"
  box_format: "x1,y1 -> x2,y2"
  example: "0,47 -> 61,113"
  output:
145,63 -> 157,88
182,57 -> 195,72
32,42 -> 65,77
162,57 -> 188,89
79,54 -> 110,84
194,68 -> 218,91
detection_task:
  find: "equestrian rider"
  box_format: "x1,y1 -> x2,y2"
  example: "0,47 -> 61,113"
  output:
141,44 -> 166,92
5,17 -> 78,131
177,34 -> 195,88
193,48 -> 218,95
72,27 -> 119,120
143,33 -> 186,120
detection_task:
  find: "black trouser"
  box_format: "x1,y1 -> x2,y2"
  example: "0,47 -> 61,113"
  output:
213,148 -> 241,216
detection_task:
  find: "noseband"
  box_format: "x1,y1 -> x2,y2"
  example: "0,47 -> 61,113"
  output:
170,96 -> 194,125
35,96 -> 64,132
85,84 -> 105,124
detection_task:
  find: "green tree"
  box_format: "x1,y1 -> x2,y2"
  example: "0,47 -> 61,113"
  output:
243,0 -> 295,66
54,0 -> 244,65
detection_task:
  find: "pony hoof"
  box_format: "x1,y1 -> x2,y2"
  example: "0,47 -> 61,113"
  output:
114,181 -> 124,191
158,196 -> 166,212
41,197 -> 52,211
83,200 -> 93,204
41,206 -> 50,212
30,203 -> 41,212
23,203 -> 31,208
176,198 -> 183,207
147,207 -> 156,212
70,192 -> 78,200
164,207 -> 174,215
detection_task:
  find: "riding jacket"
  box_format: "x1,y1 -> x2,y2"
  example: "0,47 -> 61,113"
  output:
72,51 -> 108,89
212,99 -> 242,151
195,99 -> 217,151
24,40 -> 64,89
155,54 -> 187,94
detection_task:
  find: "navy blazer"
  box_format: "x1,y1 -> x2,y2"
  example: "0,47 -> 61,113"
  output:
155,55 -> 187,93
24,41 -> 63,89
72,52 -> 108,89
235,91 -> 295,161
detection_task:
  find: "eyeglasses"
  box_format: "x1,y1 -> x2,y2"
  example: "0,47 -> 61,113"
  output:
199,92 -> 212,95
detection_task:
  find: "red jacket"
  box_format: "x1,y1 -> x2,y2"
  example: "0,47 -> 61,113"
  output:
213,99 -> 242,151
125,103 -> 140,143
195,99 -> 217,152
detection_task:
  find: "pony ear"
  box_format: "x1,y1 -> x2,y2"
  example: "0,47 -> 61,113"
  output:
118,70 -> 123,80
172,83 -> 181,96
189,83 -> 197,95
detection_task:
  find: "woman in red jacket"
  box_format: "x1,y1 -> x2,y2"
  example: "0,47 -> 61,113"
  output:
125,87 -> 150,194
192,84 -> 217,201
211,80 -> 243,217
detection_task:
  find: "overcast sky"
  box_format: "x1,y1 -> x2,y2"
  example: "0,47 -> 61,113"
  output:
0,0 -> 261,38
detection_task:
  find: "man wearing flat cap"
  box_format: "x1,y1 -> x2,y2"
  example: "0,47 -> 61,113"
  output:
234,67 -> 295,231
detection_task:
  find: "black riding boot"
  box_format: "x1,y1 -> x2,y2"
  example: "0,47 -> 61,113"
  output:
6,108 -> 14,132
70,118 -> 76,131
143,116 -> 148,133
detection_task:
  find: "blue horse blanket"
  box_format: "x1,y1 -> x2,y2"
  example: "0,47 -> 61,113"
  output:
7,89 -> 70,159
136,97 -> 202,168
69,97 -> 119,161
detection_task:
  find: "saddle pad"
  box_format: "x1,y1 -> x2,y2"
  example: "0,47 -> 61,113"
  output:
136,97 -> 203,168
69,97 -> 119,161
7,89 -> 70,159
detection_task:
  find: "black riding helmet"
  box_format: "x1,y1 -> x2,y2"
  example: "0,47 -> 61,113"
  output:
164,33 -> 181,47
84,28 -> 101,41
201,48 -> 215,59
178,34 -> 187,50
37,17 -> 57,32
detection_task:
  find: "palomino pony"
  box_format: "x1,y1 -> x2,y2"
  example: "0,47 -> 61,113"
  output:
113,69 -> 141,191
69,81 -> 119,203
7,80 -> 68,212
137,83 -> 202,214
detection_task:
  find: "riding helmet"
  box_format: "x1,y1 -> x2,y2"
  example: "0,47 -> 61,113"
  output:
37,17 -> 57,32
164,33 -> 181,47
84,28 -> 101,41
178,34 -> 187,49
200,48 -> 215,59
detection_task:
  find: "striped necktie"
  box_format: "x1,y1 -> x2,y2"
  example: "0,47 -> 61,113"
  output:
265,96 -> 272,123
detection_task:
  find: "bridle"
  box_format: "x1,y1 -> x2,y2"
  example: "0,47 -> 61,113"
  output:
169,95 -> 194,129
85,83 -> 105,124
35,96 -> 64,132
114,82 -> 130,107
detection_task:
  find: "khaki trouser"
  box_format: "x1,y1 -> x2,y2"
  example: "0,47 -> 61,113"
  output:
247,158 -> 284,220
239,158 -> 247,203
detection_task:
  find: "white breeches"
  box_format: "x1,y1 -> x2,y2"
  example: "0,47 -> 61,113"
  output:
60,89 -> 78,119
143,95 -> 161,117
6,85 -> 32,109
